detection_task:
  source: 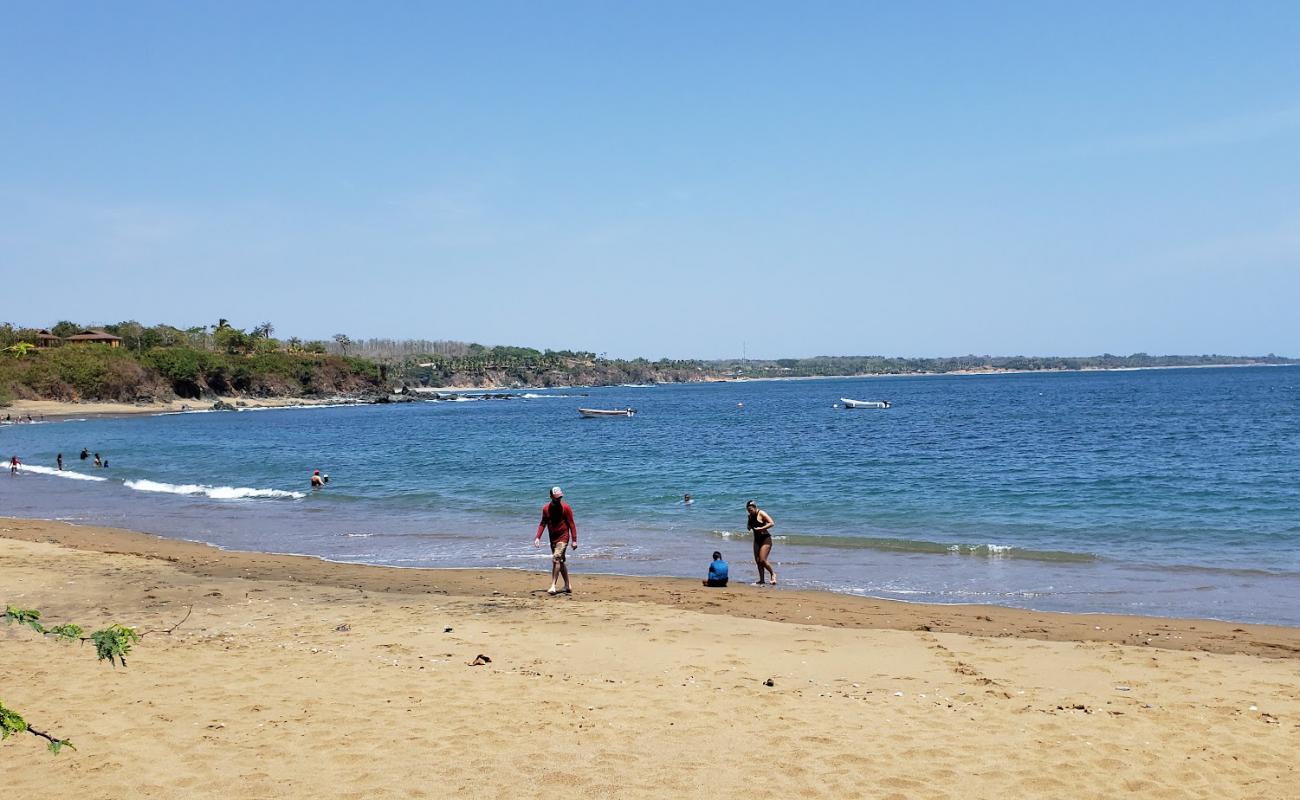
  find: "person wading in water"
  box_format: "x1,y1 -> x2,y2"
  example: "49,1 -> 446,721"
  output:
746,500 -> 777,585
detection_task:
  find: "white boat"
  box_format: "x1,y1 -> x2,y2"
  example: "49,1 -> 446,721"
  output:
578,407 -> 636,418
840,398 -> 890,409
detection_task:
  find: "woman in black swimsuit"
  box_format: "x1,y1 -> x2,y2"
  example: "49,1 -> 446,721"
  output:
746,500 -> 777,585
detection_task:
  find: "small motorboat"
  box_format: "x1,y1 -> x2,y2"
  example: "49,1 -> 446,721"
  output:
839,398 -> 890,409
578,407 -> 636,418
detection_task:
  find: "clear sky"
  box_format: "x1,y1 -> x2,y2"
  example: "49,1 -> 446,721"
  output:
2,1 -> 1298,359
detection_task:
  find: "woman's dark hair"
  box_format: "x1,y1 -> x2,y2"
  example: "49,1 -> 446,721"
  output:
712,551 -> 722,560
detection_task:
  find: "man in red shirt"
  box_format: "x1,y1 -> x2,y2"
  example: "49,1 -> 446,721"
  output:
533,486 -> 578,595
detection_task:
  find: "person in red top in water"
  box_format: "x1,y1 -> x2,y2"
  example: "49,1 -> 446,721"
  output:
533,486 -> 578,595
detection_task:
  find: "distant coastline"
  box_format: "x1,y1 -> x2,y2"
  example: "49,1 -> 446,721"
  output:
713,360 -> 1300,383
4,359 -> 1293,421
2,320 -> 1294,412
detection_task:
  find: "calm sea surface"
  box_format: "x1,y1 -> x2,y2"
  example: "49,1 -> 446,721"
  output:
3,366 -> 1299,624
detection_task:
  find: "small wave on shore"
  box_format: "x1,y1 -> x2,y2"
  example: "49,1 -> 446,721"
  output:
20,464 -> 109,482
124,479 -> 306,500
708,529 -> 1096,563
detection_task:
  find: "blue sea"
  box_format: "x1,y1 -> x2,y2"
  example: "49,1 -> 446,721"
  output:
3,366 -> 1299,625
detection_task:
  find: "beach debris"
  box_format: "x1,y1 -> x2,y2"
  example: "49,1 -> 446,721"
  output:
893,691 -> 904,697
1114,686 -> 1131,691
763,678 -> 775,687
1057,704 -> 1093,714
334,623 -> 351,632
468,654 -> 492,666
444,626 -> 453,633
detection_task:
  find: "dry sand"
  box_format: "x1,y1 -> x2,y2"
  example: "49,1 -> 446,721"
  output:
2,519 -> 1297,799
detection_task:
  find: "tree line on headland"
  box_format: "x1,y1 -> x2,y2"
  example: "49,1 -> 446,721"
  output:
0,320 -> 1294,407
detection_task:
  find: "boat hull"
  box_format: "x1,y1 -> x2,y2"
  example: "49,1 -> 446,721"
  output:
577,408 -> 636,418
840,398 -> 890,409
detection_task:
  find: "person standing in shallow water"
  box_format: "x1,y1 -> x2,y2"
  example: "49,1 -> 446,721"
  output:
533,486 -> 577,595
747,500 -> 777,585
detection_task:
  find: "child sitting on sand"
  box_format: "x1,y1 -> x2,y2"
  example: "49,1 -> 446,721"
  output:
703,551 -> 728,587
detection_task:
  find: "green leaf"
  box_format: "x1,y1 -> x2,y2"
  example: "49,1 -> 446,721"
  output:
3,606 -> 45,633
43,623 -> 84,641
1,702 -> 28,741
47,738 -> 74,754
90,623 -> 140,667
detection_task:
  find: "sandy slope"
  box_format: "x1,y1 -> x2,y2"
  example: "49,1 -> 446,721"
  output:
2,520 -> 1297,799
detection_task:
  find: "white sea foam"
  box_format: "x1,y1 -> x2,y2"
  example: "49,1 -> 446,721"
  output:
20,464 -> 109,482
236,402 -> 358,412
124,479 -> 306,500
153,403 -> 357,417
520,393 -> 583,399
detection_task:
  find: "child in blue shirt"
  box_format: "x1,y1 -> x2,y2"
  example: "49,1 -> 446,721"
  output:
703,551 -> 728,587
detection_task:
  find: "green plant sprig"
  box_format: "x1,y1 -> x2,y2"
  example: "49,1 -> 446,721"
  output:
0,700 -> 75,755
6,604 -> 191,665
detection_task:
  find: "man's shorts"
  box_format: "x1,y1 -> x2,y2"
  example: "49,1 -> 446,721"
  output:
551,539 -> 568,562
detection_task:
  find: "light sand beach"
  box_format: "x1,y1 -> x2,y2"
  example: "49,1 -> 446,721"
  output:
3,396 -> 358,420
2,518 -> 1297,799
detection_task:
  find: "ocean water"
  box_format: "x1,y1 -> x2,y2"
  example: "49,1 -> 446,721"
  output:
3,366 -> 1299,625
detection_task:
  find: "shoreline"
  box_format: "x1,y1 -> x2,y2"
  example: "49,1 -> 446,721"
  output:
2,395 -> 374,421
4,517 -> 1298,658
4,516 -> 1297,798
5,361 -> 1294,420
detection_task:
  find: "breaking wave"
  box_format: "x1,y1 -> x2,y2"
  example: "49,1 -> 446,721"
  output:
708,530 -> 1095,563
124,479 -> 306,500
19,464 -> 109,482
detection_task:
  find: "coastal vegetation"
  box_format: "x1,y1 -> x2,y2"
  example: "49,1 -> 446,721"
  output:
0,321 -> 384,405
0,320 -> 1293,407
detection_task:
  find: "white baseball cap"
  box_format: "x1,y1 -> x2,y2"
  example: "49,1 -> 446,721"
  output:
550,486 -> 563,498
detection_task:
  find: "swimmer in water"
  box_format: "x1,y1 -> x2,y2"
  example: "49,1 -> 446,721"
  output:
311,470 -> 325,488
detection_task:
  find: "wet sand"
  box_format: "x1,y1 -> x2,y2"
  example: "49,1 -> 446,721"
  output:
3,518 -> 1297,798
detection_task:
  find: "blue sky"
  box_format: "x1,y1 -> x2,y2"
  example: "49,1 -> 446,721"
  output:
2,1 -> 1298,358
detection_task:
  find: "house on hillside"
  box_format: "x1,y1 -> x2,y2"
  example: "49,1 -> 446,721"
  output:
35,329 -> 63,347
64,329 -> 123,348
